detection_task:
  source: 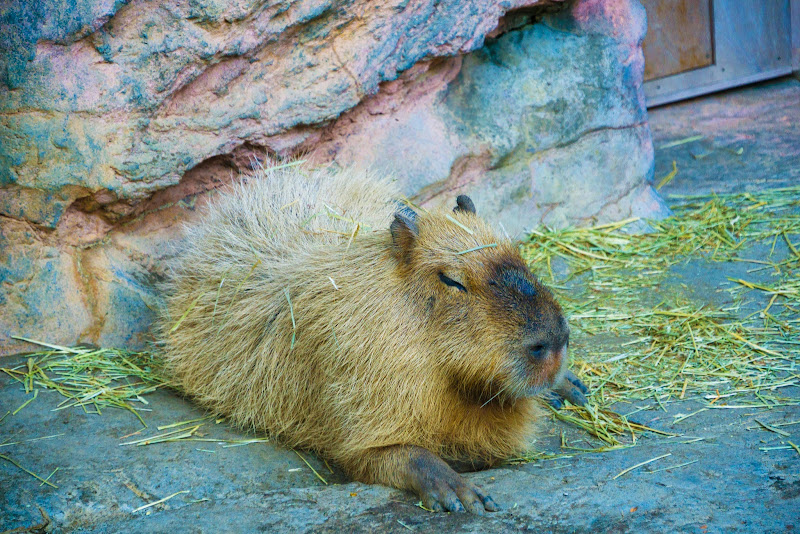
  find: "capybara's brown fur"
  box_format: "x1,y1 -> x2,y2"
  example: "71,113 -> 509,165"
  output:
158,164 -> 571,513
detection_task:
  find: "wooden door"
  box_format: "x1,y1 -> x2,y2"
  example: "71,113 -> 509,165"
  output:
642,0 -> 797,107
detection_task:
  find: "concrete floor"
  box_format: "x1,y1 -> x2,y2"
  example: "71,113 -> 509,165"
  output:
2,78 -> 799,533
651,77 -> 800,196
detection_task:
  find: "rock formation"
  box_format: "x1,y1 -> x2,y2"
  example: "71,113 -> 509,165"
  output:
0,0 -> 667,353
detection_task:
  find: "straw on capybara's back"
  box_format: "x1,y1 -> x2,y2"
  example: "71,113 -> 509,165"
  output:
158,164 -> 585,514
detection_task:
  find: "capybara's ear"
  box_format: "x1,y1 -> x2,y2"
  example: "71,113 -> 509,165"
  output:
390,211 -> 418,263
454,195 -> 476,215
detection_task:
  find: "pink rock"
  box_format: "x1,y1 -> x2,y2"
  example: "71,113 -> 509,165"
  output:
0,0 -> 665,354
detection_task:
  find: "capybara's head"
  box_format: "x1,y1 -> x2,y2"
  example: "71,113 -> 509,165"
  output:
390,196 -> 568,405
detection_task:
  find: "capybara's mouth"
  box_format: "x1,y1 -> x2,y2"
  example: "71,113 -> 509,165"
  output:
513,346 -> 567,398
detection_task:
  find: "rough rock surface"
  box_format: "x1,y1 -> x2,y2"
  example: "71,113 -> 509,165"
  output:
0,0 -> 665,353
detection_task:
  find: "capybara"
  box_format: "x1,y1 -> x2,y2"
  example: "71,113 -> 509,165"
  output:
158,164 -> 587,514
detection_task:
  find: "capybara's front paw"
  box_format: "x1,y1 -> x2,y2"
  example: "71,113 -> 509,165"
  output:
408,448 -> 499,514
546,370 -> 590,408
417,471 -> 499,514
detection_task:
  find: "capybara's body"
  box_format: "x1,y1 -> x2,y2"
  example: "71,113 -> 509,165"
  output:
159,164 -> 573,513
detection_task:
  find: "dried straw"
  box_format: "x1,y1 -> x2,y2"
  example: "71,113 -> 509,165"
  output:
520,185 -> 799,452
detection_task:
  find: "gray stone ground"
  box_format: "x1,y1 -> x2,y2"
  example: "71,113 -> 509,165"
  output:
2,78 -> 799,533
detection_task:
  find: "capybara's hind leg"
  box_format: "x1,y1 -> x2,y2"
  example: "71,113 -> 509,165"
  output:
353,445 -> 499,514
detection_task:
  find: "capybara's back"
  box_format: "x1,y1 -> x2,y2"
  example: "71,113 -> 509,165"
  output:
159,163 -> 577,513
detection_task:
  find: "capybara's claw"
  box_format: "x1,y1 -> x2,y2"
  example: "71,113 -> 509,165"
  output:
419,476 -> 495,515
549,370 -> 590,407
543,390 -> 565,409
471,482 -> 500,512
408,447 -> 498,514
566,370 -> 590,394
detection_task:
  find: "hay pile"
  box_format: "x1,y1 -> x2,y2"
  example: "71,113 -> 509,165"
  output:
517,185 -> 799,456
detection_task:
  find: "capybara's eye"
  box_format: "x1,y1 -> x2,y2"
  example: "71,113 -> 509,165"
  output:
438,272 -> 467,293
528,344 -> 546,361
